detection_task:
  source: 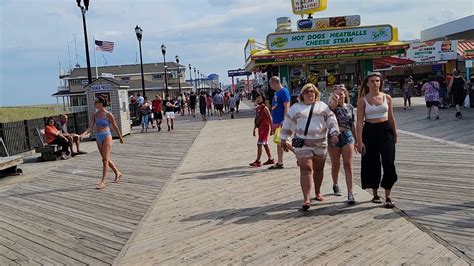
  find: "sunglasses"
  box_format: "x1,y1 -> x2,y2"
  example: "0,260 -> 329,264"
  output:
304,90 -> 316,94
367,72 -> 382,77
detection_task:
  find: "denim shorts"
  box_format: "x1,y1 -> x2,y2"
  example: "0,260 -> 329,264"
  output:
329,130 -> 355,148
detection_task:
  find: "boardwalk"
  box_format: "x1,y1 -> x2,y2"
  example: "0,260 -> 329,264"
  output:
0,117 -> 203,265
0,99 -> 472,265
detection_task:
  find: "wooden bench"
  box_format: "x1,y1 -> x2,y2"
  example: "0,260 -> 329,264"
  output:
0,137 -> 23,176
34,128 -> 59,162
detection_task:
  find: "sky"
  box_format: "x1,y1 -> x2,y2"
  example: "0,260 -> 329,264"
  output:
0,0 -> 473,106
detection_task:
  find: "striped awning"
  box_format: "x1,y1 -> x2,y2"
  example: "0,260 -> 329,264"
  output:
457,40 -> 474,59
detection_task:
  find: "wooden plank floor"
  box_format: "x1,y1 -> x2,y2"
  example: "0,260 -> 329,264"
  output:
117,102 -> 468,265
353,97 -> 474,262
0,117 -> 204,265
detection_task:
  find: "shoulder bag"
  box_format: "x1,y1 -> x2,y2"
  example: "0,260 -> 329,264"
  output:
291,103 -> 315,148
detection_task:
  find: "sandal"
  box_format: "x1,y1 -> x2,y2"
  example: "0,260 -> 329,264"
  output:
311,194 -> 324,201
372,195 -> 382,204
385,197 -> 395,208
96,183 -> 106,190
113,173 -> 122,183
302,202 -> 311,211
268,163 -> 284,170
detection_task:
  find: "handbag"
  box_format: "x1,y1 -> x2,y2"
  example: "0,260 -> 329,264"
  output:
273,127 -> 282,144
464,94 -> 470,108
292,103 -> 315,148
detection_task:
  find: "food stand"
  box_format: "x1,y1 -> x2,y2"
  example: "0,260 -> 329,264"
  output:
244,0 -> 409,101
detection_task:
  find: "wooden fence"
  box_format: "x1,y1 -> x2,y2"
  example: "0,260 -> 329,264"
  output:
0,111 -> 88,156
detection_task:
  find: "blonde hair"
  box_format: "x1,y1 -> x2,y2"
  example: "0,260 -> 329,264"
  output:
298,83 -> 320,103
333,85 -> 350,104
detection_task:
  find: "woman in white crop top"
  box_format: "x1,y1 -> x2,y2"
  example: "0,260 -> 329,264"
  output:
356,72 -> 398,208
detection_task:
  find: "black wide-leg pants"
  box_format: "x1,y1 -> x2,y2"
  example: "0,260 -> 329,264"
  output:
361,121 -> 398,190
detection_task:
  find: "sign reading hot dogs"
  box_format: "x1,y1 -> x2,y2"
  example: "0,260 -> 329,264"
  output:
267,25 -> 394,51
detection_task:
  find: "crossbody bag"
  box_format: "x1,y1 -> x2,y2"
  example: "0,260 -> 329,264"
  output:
291,103 -> 315,148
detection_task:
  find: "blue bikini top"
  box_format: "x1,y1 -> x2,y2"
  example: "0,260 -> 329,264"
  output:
95,111 -> 110,128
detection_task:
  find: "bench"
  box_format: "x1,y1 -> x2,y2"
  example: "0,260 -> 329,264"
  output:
34,128 -> 59,162
0,137 -> 23,176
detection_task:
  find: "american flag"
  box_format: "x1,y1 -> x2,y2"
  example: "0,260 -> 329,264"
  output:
95,40 -> 114,52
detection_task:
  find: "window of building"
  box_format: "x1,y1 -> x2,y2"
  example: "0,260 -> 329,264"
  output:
153,74 -> 163,80
121,76 -> 130,82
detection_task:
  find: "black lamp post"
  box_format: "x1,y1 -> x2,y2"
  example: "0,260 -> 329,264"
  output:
194,67 -> 197,92
75,0 -> 92,84
135,25 -> 146,97
188,64 -> 193,92
161,44 -> 169,95
197,70 -> 200,90
175,55 -> 181,93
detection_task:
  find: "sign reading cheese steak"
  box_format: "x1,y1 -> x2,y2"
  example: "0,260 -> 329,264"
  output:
267,25 -> 393,51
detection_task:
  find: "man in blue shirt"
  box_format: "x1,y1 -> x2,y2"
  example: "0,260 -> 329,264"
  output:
269,76 -> 291,169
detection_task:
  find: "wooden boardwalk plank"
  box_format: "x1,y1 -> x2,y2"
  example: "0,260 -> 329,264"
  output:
117,103 -> 468,265
0,117 -> 204,264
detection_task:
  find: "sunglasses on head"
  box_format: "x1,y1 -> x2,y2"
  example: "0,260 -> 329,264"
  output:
367,72 -> 382,77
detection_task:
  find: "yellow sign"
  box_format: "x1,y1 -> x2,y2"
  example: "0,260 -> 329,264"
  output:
292,0 -> 327,15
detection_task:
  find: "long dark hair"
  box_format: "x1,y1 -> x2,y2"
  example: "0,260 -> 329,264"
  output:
359,72 -> 384,99
45,116 -> 55,126
95,95 -> 108,107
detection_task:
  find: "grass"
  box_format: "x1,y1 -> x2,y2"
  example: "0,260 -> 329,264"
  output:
0,106 -> 65,123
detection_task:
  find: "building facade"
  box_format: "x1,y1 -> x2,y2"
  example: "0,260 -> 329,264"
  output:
53,62 -> 192,106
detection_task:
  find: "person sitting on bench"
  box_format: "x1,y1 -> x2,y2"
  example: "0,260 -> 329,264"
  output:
57,114 -> 87,156
45,117 -> 69,160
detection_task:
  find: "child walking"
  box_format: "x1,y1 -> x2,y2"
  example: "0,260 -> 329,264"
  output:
250,92 -> 275,167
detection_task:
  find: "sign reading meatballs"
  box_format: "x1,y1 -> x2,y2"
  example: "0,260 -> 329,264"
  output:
292,0 -> 327,15
267,25 -> 394,51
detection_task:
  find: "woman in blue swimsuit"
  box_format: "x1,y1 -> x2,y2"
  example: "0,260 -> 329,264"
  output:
81,96 -> 124,189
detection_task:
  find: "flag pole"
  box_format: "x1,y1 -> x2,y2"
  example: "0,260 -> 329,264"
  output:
93,36 -> 98,78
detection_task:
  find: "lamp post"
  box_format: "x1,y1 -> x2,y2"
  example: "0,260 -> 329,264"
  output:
75,0 -> 92,84
188,64 -> 193,92
175,55 -> 181,93
193,67 -> 197,92
197,70 -> 200,90
161,44 -> 169,95
135,25 -> 146,97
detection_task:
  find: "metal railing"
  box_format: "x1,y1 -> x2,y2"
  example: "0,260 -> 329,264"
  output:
0,111 -> 88,156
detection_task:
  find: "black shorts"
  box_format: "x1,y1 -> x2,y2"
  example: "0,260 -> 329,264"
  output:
215,104 -> 223,111
426,101 -> 439,108
154,112 -> 163,120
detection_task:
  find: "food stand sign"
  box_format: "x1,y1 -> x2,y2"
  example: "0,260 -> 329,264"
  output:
292,0 -> 327,15
297,15 -> 361,31
400,41 -> 458,63
267,25 -> 393,51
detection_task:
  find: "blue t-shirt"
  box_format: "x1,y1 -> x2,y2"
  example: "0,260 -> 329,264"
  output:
271,87 -> 290,124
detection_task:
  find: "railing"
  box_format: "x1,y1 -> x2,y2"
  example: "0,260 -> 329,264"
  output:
57,85 -> 69,92
0,111 -> 88,156
54,105 -> 88,114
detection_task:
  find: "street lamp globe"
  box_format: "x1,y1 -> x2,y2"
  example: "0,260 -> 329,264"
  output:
175,55 -> 180,64
135,25 -> 143,41
161,44 -> 166,56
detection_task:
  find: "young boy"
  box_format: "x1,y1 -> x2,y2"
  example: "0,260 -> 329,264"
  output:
250,93 -> 274,167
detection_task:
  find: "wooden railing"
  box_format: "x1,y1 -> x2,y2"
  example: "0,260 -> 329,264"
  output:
0,111 -> 88,156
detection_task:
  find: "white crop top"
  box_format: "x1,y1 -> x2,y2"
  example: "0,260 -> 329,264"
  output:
364,95 -> 388,119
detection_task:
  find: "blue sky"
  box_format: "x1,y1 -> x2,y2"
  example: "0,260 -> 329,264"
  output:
1,0 -> 472,106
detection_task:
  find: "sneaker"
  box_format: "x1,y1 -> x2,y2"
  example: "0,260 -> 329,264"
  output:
168,125 -> 171,131
171,125 -> 174,130
249,161 -> 262,167
455,112 -> 462,118
435,115 -> 439,120
426,116 -> 431,120
262,159 -> 275,165
333,184 -> 342,196
347,192 -> 356,204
